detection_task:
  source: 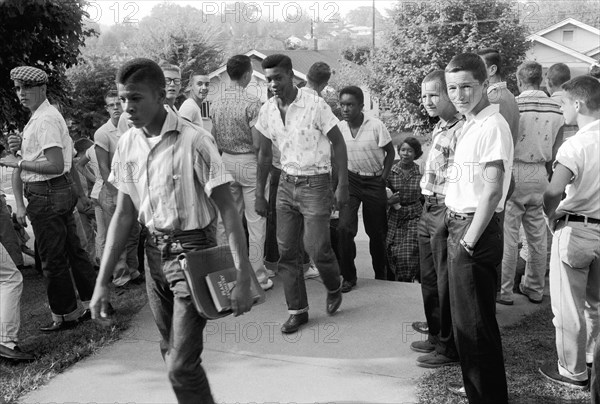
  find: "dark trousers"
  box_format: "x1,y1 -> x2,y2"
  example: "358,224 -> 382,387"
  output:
145,229 -> 216,404
592,328 -> 599,404
0,195 -> 24,267
417,198 -> 457,358
446,212 -> 508,404
337,172 -> 388,281
25,175 -> 96,320
277,173 -> 341,313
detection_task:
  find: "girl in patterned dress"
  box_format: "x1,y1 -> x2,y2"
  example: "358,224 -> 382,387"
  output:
386,137 -> 423,282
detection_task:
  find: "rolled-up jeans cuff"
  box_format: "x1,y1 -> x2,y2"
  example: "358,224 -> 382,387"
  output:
288,306 -> 309,315
52,306 -> 84,322
327,278 -> 342,294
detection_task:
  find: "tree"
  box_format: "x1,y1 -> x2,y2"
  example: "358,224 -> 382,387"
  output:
371,0 -> 530,135
345,6 -> 386,28
519,0 -> 599,32
0,0 -> 95,129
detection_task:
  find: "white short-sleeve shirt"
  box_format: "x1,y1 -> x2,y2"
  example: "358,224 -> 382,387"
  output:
554,120 -> 600,219
338,115 -> 392,175
179,98 -> 204,129
445,104 -> 514,213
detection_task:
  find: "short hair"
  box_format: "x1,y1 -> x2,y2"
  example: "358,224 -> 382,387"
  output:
590,64 -> 600,80
116,58 -> 166,91
446,53 -> 488,83
477,48 -> 502,76
422,70 -> 447,92
307,62 -> 331,86
74,137 -> 94,153
227,55 -> 252,81
546,63 -> 571,88
400,137 -> 423,160
517,61 -> 543,86
160,62 -> 181,76
261,54 -> 293,72
104,89 -> 119,100
562,75 -> 600,111
339,86 -> 364,105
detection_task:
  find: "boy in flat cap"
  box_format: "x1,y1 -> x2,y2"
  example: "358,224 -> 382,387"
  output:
0,66 -> 97,332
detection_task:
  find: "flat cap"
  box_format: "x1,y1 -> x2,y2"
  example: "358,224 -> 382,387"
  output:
10,66 -> 48,85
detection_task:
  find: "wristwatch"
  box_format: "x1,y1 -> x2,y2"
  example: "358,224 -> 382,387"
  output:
460,238 -> 475,255
17,159 -> 23,169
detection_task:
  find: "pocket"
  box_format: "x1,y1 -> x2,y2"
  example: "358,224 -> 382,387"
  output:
49,187 -> 76,215
556,226 -> 595,269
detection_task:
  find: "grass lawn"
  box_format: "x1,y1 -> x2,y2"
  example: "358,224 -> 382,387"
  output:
0,267 -> 148,404
417,302 -> 592,403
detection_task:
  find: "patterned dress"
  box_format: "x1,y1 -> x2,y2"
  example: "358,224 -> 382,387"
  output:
386,162 -> 422,282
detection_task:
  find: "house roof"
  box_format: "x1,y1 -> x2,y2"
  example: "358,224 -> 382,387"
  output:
527,33 -> 598,65
534,18 -> 600,38
208,49 -> 345,81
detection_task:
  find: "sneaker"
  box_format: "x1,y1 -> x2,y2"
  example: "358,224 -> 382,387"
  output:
266,268 -> 276,278
539,362 -> 588,390
410,339 -> 435,353
260,278 -> 274,291
446,382 -> 467,397
518,284 -> 543,304
411,321 -> 428,334
304,264 -> 320,279
416,352 -> 459,368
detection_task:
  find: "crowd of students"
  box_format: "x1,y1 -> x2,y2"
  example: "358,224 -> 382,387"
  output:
0,49 -> 598,404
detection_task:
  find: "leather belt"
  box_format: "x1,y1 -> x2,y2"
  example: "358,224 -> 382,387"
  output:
350,170 -> 382,178
558,214 -> 600,225
282,172 -> 330,184
447,210 -> 475,220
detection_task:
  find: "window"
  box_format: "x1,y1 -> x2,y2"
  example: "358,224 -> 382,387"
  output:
201,101 -> 210,118
563,30 -> 574,42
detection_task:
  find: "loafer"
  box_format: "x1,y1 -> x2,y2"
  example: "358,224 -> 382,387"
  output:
341,279 -> 356,293
410,339 -> 436,353
0,344 -> 35,362
446,382 -> 467,397
39,320 -> 78,333
281,313 -> 309,334
539,362 -> 588,390
326,289 -> 342,315
78,309 -> 92,323
496,296 -> 514,306
411,321 -> 428,334
416,352 -> 459,368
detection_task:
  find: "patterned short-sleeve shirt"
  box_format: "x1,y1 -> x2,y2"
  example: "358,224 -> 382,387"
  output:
255,87 -> 339,175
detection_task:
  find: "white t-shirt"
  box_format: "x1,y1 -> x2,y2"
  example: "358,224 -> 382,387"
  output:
338,114 -> 392,175
445,104 -> 514,213
179,98 -> 204,128
555,120 -> 600,219
85,146 -> 103,199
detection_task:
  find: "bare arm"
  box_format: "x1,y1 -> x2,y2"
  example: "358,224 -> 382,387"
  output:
255,130 -> 272,217
548,126 -> 565,178
462,161 -> 504,247
326,126 -> 349,209
381,142 -> 395,181
76,155 -> 96,183
96,145 -> 117,194
11,168 -> 26,226
543,163 -> 572,220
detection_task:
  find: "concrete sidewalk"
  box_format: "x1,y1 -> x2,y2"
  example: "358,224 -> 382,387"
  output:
19,236 -> 544,404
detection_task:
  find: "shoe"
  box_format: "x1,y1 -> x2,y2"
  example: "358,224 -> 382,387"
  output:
341,279 -> 356,293
496,296 -> 514,306
518,284 -> 543,304
0,345 -> 35,362
410,339 -> 436,353
129,274 -> 145,285
539,362 -> 588,389
281,313 -> 309,333
304,264 -> 320,279
416,352 -> 459,368
266,268 -> 276,278
39,320 -> 78,333
411,321 -> 428,334
78,309 -> 92,323
446,382 -> 467,398
260,279 -> 274,291
326,289 -> 342,315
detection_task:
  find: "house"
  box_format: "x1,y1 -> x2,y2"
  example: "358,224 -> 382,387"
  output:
526,18 -> 600,77
202,49 -> 377,123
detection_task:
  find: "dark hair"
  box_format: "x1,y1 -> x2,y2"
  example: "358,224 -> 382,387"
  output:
477,48 -> 502,76
546,63 -> 571,88
446,53 -> 488,83
74,137 -> 94,153
227,55 -> 252,80
590,64 -> 600,80
307,62 -> 331,86
400,137 -> 423,159
261,54 -> 293,72
159,62 -> 181,75
423,70 -> 447,93
117,58 -> 166,91
339,86 -> 364,105
517,61 -> 543,86
105,89 -> 119,100
562,75 -> 600,111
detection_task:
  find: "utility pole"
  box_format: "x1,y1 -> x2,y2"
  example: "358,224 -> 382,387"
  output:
372,0 -> 376,55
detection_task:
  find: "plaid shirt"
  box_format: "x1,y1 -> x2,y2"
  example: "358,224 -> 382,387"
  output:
419,115 -> 463,196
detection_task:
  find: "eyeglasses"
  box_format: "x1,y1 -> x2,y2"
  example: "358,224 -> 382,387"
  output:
106,102 -> 121,108
165,78 -> 181,85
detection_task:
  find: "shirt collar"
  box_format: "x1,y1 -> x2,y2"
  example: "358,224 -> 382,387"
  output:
30,99 -> 51,120
438,113 -> 463,130
578,119 -> 600,133
468,104 -> 499,124
137,107 -> 181,141
519,89 -> 548,98
487,81 -> 507,92
300,87 -> 319,97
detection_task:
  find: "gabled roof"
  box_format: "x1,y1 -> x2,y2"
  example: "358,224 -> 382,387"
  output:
534,18 -> 600,37
527,34 -> 598,64
208,49 -> 345,81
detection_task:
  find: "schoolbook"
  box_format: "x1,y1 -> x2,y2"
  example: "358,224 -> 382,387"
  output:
178,245 -> 265,320
205,268 -> 263,313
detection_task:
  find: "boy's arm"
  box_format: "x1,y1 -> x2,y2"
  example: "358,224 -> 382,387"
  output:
255,129 -> 272,217
381,142 -> 395,181
211,184 -> 254,316
90,190 -> 136,319
96,145 -> 118,195
76,155 -> 96,183
462,160 -> 504,249
326,126 -> 349,209
543,163 -> 572,230
548,126 -> 565,178
11,168 -> 27,226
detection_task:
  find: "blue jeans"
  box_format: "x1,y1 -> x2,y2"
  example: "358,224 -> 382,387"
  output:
145,228 -> 216,404
276,173 -> 341,314
337,172 -> 388,282
446,212 -> 507,404
25,174 -> 96,321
